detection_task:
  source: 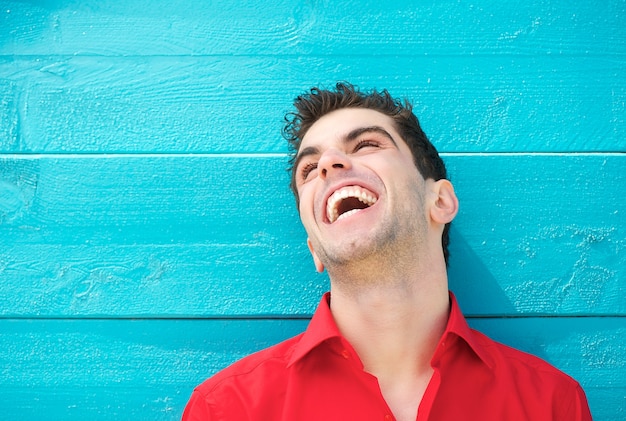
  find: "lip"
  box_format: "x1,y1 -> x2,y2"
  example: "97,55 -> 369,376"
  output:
320,179 -> 381,224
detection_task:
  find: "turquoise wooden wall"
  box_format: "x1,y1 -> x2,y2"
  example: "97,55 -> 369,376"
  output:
1,0 -> 624,419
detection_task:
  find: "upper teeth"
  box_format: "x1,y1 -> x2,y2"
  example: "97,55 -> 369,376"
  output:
326,186 -> 377,223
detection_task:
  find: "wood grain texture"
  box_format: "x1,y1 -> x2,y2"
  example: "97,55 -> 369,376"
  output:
2,0 -> 625,57
2,154 -> 624,317
1,318 -> 624,420
1,56 -> 624,153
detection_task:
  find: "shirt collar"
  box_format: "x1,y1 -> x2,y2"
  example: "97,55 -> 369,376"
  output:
443,292 -> 494,369
288,292 -> 340,367
288,291 -> 494,369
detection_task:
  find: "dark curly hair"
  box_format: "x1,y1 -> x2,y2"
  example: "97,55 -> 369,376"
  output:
282,82 -> 452,265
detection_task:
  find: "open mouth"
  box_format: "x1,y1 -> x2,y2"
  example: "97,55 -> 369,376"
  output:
326,185 -> 378,223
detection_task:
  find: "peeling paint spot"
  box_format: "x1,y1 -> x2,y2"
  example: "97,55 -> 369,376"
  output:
498,17 -> 543,41
555,226 -> 619,308
0,160 -> 39,224
581,333 -> 626,370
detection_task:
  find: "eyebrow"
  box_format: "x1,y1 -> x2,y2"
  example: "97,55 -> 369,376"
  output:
345,125 -> 398,146
293,125 -> 398,171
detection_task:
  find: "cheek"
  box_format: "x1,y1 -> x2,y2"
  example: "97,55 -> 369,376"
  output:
391,158 -> 422,184
297,187 -> 317,221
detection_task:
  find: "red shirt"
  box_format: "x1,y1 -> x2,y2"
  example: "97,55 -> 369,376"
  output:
183,293 -> 592,420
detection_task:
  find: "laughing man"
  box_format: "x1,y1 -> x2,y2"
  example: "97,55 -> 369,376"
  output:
183,83 -> 592,421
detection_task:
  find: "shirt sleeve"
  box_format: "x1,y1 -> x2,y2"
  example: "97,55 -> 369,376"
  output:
558,382 -> 593,421
571,384 -> 593,421
181,390 -> 212,421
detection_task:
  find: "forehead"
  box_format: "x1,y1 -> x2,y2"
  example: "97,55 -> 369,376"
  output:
300,108 -> 399,149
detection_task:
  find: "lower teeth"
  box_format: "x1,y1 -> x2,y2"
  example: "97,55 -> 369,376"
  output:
336,208 -> 361,222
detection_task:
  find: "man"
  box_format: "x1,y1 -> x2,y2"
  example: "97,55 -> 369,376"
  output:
183,83 -> 592,420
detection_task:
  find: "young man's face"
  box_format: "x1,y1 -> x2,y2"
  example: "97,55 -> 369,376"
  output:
293,108 -> 432,273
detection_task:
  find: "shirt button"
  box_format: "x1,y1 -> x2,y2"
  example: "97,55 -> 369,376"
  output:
341,349 -> 350,359
384,415 -> 394,421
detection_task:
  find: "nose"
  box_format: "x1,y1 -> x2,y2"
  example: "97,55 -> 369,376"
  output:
318,148 -> 352,180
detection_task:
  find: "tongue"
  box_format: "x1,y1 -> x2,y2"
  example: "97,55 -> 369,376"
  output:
337,197 -> 369,218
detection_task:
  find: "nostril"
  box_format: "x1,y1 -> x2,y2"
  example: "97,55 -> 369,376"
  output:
322,163 -> 343,178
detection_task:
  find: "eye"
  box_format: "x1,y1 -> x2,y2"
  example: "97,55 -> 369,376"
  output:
300,162 -> 318,181
354,139 -> 380,151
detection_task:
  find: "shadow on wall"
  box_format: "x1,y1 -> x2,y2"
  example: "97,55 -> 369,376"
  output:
447,226 -> 516,317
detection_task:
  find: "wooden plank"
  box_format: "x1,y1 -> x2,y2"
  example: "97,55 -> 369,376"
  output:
1,154 -> 624,317
1,55 -> 624,153
0,317 -> 624,420
0,243 -> 326,317
0,318 -> 309,420
1,0 -> 624,56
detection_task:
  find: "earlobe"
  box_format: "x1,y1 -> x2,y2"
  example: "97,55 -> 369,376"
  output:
430,179 -> 459,224
307,238 -> 325,273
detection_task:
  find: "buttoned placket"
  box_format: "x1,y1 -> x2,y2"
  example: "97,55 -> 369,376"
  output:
415,334 -> 452,421
334,339 -> 404,421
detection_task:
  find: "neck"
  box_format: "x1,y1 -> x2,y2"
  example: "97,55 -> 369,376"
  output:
327,253 -> 450,420
329,267 -> 450,373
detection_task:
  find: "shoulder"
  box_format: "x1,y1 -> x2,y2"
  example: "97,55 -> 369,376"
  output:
471,328 -> 576,384
194,332 -> 303,396
182,333 -> 304,419
462,329 -> 592,419
471,328 -> 591,414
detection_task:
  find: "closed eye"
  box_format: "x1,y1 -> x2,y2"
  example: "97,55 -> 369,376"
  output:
300,162 -> 318,181
354,139 -> 380,151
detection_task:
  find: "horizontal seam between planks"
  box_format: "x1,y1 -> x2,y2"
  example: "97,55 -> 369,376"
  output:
0,314 -> 624,321
2,52 -> 626,59
0,152 -> 625,159
0,153 -> 290,159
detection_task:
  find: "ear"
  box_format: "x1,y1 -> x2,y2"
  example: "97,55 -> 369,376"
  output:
429,179 -> 459,225
306,238 -> 325,273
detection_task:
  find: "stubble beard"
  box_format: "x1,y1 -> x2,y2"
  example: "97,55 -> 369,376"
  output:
313,192 -> 429,287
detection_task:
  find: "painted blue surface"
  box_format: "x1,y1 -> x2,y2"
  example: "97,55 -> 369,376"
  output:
1,1 -> 625,419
